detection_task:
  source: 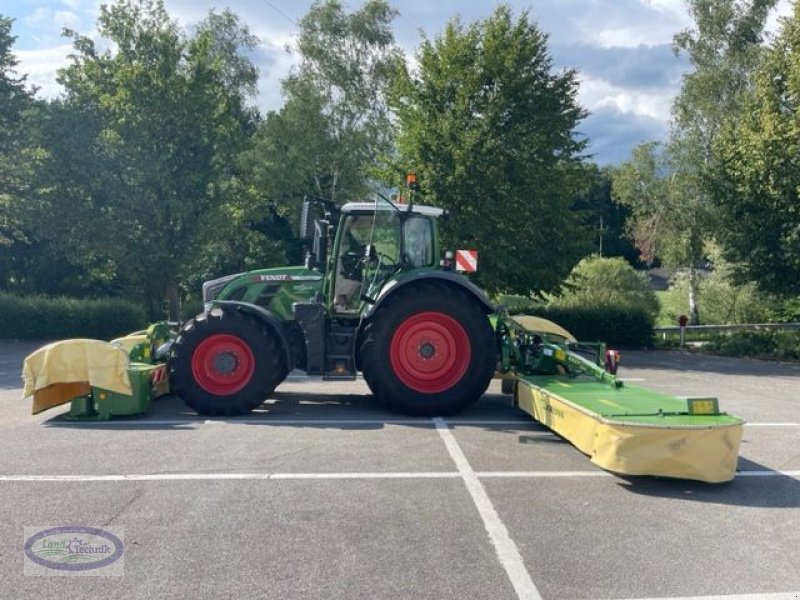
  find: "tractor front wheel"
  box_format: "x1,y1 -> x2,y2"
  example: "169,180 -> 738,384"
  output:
359,284 -> 495,416
169,309 -> 285,416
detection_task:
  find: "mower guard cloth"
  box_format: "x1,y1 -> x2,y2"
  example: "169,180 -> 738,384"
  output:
516,376 -> 743,483
111,333 -> 148,354
510,315 -> 576,342
23,339 -> 132,414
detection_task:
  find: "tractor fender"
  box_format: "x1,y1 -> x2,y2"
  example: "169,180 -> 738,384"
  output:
211,301 -> 292,372
364,271 -> 496,319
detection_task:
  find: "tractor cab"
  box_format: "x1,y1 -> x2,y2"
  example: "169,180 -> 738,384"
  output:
301,195 -> 444,315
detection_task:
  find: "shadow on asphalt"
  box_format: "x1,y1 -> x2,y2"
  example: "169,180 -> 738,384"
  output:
39,391 -> 541,433
615,457 -> 800,508
621,349 -> 800,378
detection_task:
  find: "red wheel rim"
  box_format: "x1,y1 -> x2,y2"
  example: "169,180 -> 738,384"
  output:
389,311 -> 471,393
191,334 -> 255,395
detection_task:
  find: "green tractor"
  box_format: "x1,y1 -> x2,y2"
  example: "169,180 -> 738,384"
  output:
22,185 -> 744,482
168,193 -> 497,416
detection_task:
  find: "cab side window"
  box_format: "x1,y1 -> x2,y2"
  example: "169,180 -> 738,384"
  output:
403,216 -> 433,267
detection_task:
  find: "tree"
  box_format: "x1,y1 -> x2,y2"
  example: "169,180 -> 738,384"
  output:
548,255 -> 660,320
613,0 -> 777,324
243,0 -> 400,225
0,16 -> 38,290
389,5 -> 589,295
572,163 -> 639,265
713,4 -> 800,295
612,142 -> 711,324
672,0 -> 778,147
41,0 -> 259,317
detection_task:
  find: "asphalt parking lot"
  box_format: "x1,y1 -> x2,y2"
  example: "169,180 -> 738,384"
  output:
1,340 -> 799,599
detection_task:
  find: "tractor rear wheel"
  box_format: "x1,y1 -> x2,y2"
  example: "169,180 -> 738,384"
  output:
359,283 -> 495,416
169,309 -> 285,416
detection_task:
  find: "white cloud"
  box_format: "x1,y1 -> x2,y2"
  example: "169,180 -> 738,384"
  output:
640,0 -> 687,14
252,32 -> 297,112
765,0 -> 795,39
24,7 -> 81,30
578,74 -> 673,122
15,44 -> 73,98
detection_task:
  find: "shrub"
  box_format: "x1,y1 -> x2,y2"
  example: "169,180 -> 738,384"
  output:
0,293 -> 147,340
510,304 -> 653,347
496,294 -> 543,313
770,296 -> 800,323
704,330 -> 800,361
548,256 -> 660,320
659,271 -> 775,326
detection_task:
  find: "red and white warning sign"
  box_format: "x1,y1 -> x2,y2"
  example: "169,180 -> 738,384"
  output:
455,249 -> 478,272
151,364 -> 167,386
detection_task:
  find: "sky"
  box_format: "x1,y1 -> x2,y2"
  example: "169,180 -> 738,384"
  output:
0,0 -> 794,164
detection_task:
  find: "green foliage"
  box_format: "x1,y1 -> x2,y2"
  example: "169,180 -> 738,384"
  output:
244,0 -> 400,218
572,163 -> 639,264
770,297 -> 800,323
496,294 -> 545,312
548,256 -> 659,319
0,16 -> 32,202
509,305 -> 654,348
672,0 -> 778,142
611,142 -> 710,271
0,16 -> 43,292
504,255 -> 657,346
712,4 -> 800,295
615,2 -> 777,325
389,5 -> 590,296
0,293 -> 146,340
658,271 -> 774,326
704,330 -> 800,361
29,0 -> 260,317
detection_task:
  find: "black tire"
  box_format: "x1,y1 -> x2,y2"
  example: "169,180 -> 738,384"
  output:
359,282 -> 496,416
169,309 -> 286,416
501,378 -> 516,395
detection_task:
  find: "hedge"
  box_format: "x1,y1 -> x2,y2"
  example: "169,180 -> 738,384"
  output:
0,293 -> 147,341
508,305 -> 654,347
704,330 -> 800,361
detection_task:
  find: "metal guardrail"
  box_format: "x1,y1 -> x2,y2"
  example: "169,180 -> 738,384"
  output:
654,322 -> 800,338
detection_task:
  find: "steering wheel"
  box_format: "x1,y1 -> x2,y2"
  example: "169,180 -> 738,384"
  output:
342,251 -> 364,281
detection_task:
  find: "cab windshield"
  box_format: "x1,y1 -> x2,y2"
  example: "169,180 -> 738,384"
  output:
332,197 -> 434,313
366,196 -> 434,269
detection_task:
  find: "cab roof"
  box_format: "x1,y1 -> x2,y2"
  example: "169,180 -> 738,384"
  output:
340,202 -> 445,218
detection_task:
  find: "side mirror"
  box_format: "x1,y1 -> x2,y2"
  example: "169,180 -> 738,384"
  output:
299,198 -> 315,240
364,244 -> 377,265
312,219 -> 329,271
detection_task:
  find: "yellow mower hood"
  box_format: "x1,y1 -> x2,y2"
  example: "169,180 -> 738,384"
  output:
22,339 -> 132,414
510,315 -> 576,342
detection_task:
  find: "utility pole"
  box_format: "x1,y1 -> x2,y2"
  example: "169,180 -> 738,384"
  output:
598,216 -> 608,257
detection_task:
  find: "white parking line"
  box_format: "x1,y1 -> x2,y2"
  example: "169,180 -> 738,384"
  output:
433,417 -> 542,600
270,472 -> 461,480
737,470 -> 800,478
0,472 -> 462,482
